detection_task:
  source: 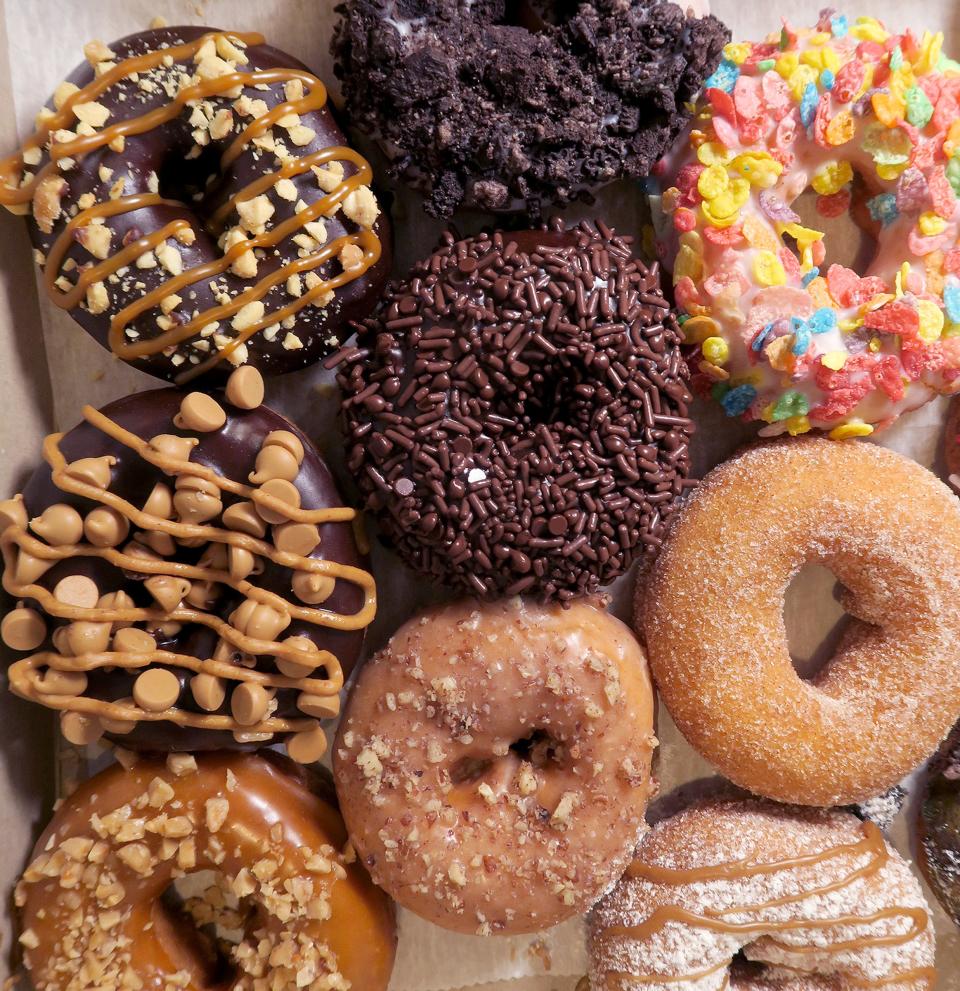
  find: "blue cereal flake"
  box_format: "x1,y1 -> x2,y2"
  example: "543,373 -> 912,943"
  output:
791,318 -> 812,356
868,193 -> 899,227
820,68 -> 835,90
800,83 -> 819,128
802,267 -> 821,287
945,280 -> 960,324
705,59 -> 739,94
808,308 -> 837,334
721,384 -> 758,417
831,13 -> 849,37
752,323 -> 775,352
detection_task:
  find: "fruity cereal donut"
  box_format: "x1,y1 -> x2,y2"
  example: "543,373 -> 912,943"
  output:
641,437 -> 960,807
15,752 -> 397,991
334,597 -> 657,935
657,13 -> 960,437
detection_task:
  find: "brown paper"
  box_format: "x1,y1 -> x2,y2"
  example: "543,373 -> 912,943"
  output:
1,0 -> 960,988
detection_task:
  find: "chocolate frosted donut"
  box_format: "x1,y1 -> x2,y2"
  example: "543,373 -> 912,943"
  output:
917,722 -> 960,928
0,369 -> 375,759
0,27 -> 391,383
332,0 -> 730,216
334,220 -> 694,602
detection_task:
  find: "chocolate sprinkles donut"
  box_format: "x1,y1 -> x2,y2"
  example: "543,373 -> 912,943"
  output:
334,219 -> 694,602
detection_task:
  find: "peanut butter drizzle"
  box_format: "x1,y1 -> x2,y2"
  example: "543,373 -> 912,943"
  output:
0,31 -> 381,380
600,821 -> 931,989
0,405 -> 377,745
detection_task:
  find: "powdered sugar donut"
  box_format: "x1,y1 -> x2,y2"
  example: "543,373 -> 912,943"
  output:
333,597 -> 656,935
656,14 -> 960,438
588,797 -> 936,989
640,437 -> 960,806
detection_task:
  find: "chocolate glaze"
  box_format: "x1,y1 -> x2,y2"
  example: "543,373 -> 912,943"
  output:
14,389 -> 366,752
21,26 -> 392,382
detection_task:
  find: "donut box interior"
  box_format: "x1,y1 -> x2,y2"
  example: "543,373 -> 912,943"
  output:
2,0 -> 960,987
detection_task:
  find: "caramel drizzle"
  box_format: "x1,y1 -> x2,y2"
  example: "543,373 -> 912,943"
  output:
0,32 -> 380,382
599,822 -> 931,989
1,406 -> 377,737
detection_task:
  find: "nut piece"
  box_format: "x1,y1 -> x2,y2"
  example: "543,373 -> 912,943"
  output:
225,366 -> 265,410
191,673 -> 226,712
174,393 -> 227,433
144,576 -> 191,613
287,725 -> 328,764
60,711 -> 104,746
53,574 -> 99,609
30,504 -> 84,545
1,607 -> 46,651
133,668 -> 181,712
292,572 -> 335,605
254,478 -> 301,525
83,506 -> 130,548
230,682 -> 269,726
273,522 -> 320,557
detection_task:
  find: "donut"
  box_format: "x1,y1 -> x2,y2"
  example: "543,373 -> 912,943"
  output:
14,751 -> 397,991
0,26 -> 391,383
331,0 -> 730,217
0,368 -> 375,760
588,797 -> 936,990
333,597 -> 656,935
944,394 -> 960,482
333,220 -> 695,602
640,437 -> 960,806
917,721 -> 960,927
655,14 -> 960,437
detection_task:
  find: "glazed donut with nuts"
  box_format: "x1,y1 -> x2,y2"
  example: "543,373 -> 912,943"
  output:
0,367 -> 374,760
15,751 -> 397,991
0,26 -> 391,382
334,597 -> 657,935
334,219 -> 694,602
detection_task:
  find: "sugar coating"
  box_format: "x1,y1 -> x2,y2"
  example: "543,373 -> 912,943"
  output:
588,798 -> 935,990
657,15 -> 960,436
639,437 -> 960,806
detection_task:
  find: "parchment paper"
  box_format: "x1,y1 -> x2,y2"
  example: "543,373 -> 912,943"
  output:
1,0 -> 960,988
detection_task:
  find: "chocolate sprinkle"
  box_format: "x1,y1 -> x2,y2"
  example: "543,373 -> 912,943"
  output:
332,219 -> 694,602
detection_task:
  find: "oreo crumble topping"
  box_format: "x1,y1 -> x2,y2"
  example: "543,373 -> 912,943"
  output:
332,0 -> 730,217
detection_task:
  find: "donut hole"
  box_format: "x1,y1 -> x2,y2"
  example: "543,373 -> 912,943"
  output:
788,176 -> 878,274
155,143 -> 223,211
510,728 -> 561,767
783,563 -> 851,680
451,755 -> 494,784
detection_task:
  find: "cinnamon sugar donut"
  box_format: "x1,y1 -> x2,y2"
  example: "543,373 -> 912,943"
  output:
588,797 -> 936,990
333,597 -> 656,935
640,437 -> 960,806
15,751 -> 397,991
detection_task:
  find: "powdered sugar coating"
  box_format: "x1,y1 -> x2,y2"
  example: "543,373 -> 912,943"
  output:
639,437 -> 960,805
588,798 -> 935,990
333,597 -> 656,935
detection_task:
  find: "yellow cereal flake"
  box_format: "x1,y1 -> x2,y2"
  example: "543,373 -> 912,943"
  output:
811,161 -> 854,196
828,421 -> 874,439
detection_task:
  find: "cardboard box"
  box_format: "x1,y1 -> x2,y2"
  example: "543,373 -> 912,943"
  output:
1,0 -> 959,987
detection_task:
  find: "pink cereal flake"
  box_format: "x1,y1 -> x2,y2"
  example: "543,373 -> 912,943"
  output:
871,354 -> 906,402
929,167 -> 958,219
747,286 -> 813,332
779,247 -> 801,279
707,87 -> 737,124
864,299 -> 920,337
761,71 -> 793,121
833,60 -> 865,104
704,223 -> 746,246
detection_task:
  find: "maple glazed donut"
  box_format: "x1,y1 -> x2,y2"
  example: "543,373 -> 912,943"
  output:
0,26 -> 391,383
334,219 -> 694,602
0,368 -> 375,760
588,797 -> 936,990
657,15 -> 960,437
640,437 -> 960,806
333,597 -> 657,935
15,751 -> 397,991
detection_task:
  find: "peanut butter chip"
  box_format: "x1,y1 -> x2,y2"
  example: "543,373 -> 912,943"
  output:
53,574 -> 99,609
287,725 -> 328,764
1,607 -> 46,650
292,572 -> 335,605
36,668 -> 88,697
191,673 -> 226,712
65,620 -> 111,654
101,700 -> 137,735
225,366 -> 265,409
231,682 -> 269,726
142,482 -> 174,519
175,392 -> 227,432
145,575 -> 191,612
148,434 -> 198,465
133,668 -> 181,712
83,506 -> 130,547
14,550 -> 52,584
273,521 -> 320,556
228,546 -> 259,580
222,500 -> 267,537
255,478 -> 301,524
276,635 -> 319,678
264,430 -> 305,464
65,455 -> 115,488
249,444 -> 300,484
60,711 -> 103,746
0,495 -> 27,532
296,692 -> 340,719
31,504 -> 84,545
112,627 -> 157,653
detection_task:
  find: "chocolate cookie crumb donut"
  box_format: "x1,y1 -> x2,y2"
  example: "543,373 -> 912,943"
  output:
332,0 -> 730,217
334,220 -> 694,602
0,26 -> 391,383
334,597 -> 657,935
0,368 -> 374,759
917,721 -> 960,927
